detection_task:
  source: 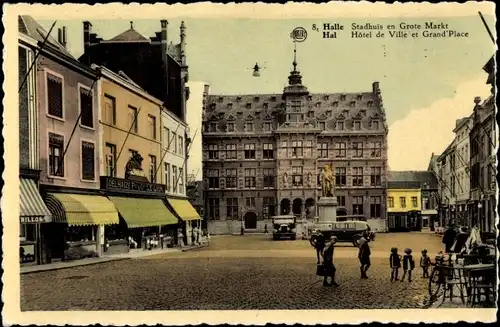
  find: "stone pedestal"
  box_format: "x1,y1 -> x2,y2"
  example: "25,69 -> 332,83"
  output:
317,197 -> 338,223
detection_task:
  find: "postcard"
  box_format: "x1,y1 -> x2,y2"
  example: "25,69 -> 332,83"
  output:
2,1 -> 497,326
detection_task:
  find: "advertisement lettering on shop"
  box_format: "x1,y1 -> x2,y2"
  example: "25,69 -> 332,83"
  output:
101,176 -> 166,195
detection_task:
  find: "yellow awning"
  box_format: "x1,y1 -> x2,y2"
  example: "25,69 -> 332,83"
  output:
109,197 -> 178,228
167,198 -> 202,221
45,193 -> 119,226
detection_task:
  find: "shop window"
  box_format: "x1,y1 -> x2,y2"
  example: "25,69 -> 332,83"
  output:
66,226 -> 97,243
105,224 -> 126,242
19,223 -> 36,241
48,132 -> 64,177
46,72 -> 63,118
79,85 -> 93,128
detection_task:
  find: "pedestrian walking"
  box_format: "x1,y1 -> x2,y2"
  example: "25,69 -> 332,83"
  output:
322,236 -> 339,287
420,249 -> 431,278
177,229 -> 184,248
389,247 -> 401,282
310,230 -> 326,264
401,248 -> 415,282
442,225 -> 457,253
358,232 -> 371,279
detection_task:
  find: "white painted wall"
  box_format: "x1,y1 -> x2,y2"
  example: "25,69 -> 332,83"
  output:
186,81 -> 205,181
162,110 -> 188,197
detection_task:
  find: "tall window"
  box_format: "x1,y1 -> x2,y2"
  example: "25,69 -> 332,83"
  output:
336,121 -> 344,130
104,94 -> 116,125
149,155 -> 156,183
372,141 -> 382,157
263,197 -> 276,217
208,198 -> 220,220
179,136 -> 184,155
227,123 -> 235,132
291,100 -> 301,112
246,197 -> 256,207
370,196 -> 381,218
179,168 -> 184,194
148,115 -> 156,140
372,120 -> 379,130
225,168 -> 237,188
370,167 -> 381,186
335,142 -> 346,158
318,143 -> 328,158
292,166 -> 303,186
263,168 -> 275,188
353,196 -> 364,215
291,141 -> 303,157
244,168 -> 256,188
335,167 -> 347,186
46,72 -> 63,118
388,197 -> 394,208
48,133 -> 64,177
400,197 -> 406,208
208,144 -> 219,159
128,106 -> 138,133
226,144 -> 237,159
411,196 -> 418,208
81,141 -> 95,181
337,196 -> 346,206
244,144 -> 256,159
353,120 -> 361,130
263,143 -> 274,159
352,167 -> 363,186
263,122 -> 272,131
245,122 -> 254,132
226,198 -> 239,219
172,132 -> 177,153
353,142 -> 363,158
79,86 -> 93,128
105,143 -> 116,177
164,163 -> 170,192
163,127 -> 170,148
207,169 -> 219,189
172,166 -> 178,192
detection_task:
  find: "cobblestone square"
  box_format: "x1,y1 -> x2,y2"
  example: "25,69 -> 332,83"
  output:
21,232 -> 446,310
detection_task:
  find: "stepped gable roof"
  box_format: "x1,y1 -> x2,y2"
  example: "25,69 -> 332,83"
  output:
18,15 -> 75,58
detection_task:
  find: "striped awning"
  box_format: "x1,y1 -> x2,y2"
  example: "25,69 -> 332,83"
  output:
20,178 -> 52,223
167,198 -> 202,221
45,193 -> 119,226
108,197 -> 179,228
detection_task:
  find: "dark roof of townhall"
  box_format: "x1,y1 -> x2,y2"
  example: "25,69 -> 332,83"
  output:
387,171 -> 438,190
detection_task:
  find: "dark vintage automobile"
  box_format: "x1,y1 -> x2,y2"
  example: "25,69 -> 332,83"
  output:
310,221 -> 376,247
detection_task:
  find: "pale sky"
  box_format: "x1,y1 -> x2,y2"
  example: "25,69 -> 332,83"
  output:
36,10 -> 495,172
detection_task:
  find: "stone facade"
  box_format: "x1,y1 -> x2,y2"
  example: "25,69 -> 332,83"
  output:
202,59 -> 388,234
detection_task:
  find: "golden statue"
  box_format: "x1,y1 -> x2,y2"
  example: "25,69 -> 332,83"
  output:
321,164 -> 335,197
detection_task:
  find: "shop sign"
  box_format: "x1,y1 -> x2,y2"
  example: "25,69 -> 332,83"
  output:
20,216 -> 46,224
20,244 -> 35,263
101,176 -> 166,195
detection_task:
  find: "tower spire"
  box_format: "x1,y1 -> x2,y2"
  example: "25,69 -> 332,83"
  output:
292,41 -> 297,72
288,40 -> 302,85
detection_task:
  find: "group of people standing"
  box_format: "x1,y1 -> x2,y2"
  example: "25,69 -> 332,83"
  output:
310,231 -> 372,287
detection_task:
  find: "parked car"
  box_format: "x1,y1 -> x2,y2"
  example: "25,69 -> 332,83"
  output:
311,221 -> 375,247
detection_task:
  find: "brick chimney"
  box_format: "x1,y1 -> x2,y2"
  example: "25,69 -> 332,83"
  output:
180,21 -> 186,67
160,19 -> 169,96
58,26 -> 67,48
372,81 -> 380,95
83,21 -> 92,51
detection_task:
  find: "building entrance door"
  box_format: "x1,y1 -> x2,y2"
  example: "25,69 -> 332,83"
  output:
244,212 -> 257,229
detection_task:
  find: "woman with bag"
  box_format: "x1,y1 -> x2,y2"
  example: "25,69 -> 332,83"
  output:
321,236 -> 339,287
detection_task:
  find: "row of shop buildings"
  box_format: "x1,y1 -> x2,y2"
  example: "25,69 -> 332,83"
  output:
432,56 -> 496,234
18,16 -> 202,266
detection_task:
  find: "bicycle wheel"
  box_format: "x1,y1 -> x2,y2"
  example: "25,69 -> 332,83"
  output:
428,267 -> 442,300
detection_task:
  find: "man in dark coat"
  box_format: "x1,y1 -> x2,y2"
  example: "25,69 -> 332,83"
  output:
451,227 -> 469,254
358,232 -> 371,279
442,225 -> 457,253
322,236 -> 339,287
310,231 -> 326,264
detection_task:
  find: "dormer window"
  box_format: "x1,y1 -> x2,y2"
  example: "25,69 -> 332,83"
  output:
333,101 -> 339,107
308,111 -> 315,118
271,96 -> 277,102
245,122 -> 254,132
354,120 -> 361,130
337,121 -> 344,130
227,123 -> 235,132
326,110 -> 332,117
263,103 -> 269,109
357,94 -> 363,100
218,97 -> 224,102
209,122 -> 217,132
236,96 -> 242,102
324,95 -> 329,101
340,94 -> 346,101
360,109 -> 366,116
254,96 -> 259,102
263,122 -> 272,131
350,101 -> 356,107
371,120 -> 380,130
210,103 -> 216,110
308,96 -> 313,101
319,122 -> 326,130
227,103 -> 233,109
367,100 -> 374,107
315,102 -> 321,108
246,103 -> 252,109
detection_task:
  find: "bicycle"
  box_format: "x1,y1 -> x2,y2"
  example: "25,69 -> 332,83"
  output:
428,254 -> 453,301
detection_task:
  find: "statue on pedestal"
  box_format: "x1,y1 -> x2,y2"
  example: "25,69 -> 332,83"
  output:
283,172 -> 289,188
320,164 -> 335,197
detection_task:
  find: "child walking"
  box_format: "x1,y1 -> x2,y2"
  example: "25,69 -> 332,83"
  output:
420,249 -> 431,278
401,248 -> 415,282
389,247 -> 401,282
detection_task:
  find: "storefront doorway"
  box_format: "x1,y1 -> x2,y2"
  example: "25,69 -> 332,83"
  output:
244,211 -> 257,229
